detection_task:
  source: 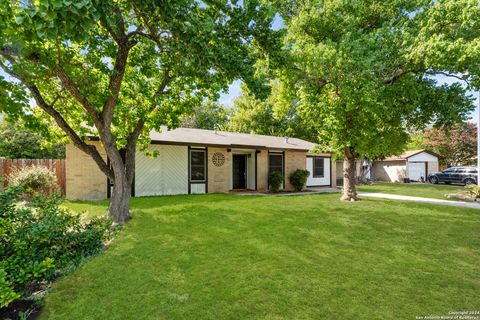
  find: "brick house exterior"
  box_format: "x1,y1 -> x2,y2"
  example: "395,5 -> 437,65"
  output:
65,128 -> 334,200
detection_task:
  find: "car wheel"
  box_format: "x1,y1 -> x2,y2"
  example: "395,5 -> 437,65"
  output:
429,176 -> 439,184
464,178 -> 476,186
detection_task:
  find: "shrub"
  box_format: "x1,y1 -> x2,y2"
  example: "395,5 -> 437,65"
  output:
8,166 -> 58,201
0,186 -> 112,308
269,171 -> 283,193
288,169 -> 310,192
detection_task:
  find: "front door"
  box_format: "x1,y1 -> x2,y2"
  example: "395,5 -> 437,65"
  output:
233,155 -> 247,189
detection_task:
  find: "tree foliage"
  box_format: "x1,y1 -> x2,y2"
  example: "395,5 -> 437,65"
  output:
0,119 -> 65,159
411,0 -> 480,88
272,0 -> 475,200
228,82 -> 317,141
422,123 -> 477,167
181,100 -> 229,130
0,0 -> 278,222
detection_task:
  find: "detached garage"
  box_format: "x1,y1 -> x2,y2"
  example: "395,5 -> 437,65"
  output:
371,150 -> 440,183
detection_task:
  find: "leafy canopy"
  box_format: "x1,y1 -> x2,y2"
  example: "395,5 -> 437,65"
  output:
181,100 -> 230,130
272,0 -> 475,160
0,0 -> 277,149
228,82 -> 317,141
422,123 -> 477,167
0,119 -> 65,159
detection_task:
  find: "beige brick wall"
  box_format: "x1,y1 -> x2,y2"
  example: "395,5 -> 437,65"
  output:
66,142 -> 108,200
427,161 -> 439,175
284,150 -> 308,190
372,160 -> 406,182
208,147 -> 231,193
256,150 -> 269,191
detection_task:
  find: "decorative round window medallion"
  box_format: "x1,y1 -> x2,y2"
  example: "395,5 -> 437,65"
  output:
212,152 -> 225,167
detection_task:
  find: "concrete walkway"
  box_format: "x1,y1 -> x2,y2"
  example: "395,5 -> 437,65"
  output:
358,192 -> 480,209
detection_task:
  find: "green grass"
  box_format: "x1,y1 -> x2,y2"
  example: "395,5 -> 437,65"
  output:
358,182 -> 464,199
42,194 -> 479,320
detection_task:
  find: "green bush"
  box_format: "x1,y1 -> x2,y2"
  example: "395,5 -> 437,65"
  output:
0,186 -> 112,308
269,171 -> 284,193
288,169 -> 310,192
8,166 -> 58,201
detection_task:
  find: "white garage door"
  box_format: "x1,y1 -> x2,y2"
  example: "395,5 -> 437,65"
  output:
408,162 -> 426,181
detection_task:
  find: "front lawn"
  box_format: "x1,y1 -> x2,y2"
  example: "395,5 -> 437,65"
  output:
358,182 -> 463,199
42,194 -> 479,319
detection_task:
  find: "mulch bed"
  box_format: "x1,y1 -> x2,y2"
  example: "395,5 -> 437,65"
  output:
0,300 -> 42,320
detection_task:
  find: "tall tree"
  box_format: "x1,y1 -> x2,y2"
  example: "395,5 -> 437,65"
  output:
181,101 -> 229,130
228,82 -> 317,141
422,123 -> 477,167
273,0 -> 474,200
0,0 -> 277,222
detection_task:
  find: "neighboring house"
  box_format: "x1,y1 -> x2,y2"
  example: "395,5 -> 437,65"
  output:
371,149 -> 440,182
66,128 -> 335,200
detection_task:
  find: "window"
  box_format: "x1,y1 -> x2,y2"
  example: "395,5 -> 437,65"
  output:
269,153 -> 283,175
313,157 -> 325,178
190,149 -> 206,181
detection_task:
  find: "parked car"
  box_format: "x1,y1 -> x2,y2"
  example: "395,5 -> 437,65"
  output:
428,166 -> 477,185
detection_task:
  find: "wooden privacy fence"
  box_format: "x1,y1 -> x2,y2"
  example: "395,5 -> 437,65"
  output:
0,159 -> 66,195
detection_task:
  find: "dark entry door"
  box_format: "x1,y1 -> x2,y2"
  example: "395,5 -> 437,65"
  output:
233,155 -> 247,189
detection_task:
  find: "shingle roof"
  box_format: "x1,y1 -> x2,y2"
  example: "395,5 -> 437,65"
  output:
149,128 -> 316,151
383,149 -> 440,161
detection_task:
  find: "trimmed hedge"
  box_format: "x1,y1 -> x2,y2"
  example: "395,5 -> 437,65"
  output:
269,172 -> 283,193
289,169 -> 310,192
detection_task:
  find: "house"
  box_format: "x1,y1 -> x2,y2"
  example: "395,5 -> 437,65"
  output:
65,128 -> 335,200
371,149 -> 440,182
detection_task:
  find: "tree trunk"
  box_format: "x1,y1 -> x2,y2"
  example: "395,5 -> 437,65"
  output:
341,147 -> 358,201
103,141 -> 132,223
108,171 -> 131,224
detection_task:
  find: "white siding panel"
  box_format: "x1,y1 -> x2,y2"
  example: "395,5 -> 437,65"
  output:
135,145 -> 188,196
191,183 -> 206,194
306,157 -> 331,186
408,152 -> 438,162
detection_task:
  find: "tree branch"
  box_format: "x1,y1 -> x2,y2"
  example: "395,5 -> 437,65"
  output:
52,66 -> 102,124
426,71 -> 472,85
126,69 -> 172,148
101,43 -> 131,126
383,68 -> 426,84
0,60 -> 114,180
